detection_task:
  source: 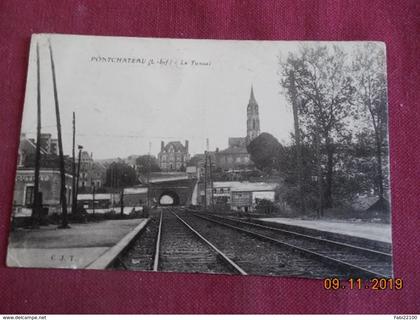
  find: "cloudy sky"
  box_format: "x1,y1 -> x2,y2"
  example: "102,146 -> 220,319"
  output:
20,34 -> 369,159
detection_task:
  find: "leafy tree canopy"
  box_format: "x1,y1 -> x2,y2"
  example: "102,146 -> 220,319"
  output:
135,155 -> 160,174
105,162 -> 138,188
247,132 -> 284,172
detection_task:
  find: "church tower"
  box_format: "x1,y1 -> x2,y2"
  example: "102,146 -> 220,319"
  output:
246,85 -> 260,143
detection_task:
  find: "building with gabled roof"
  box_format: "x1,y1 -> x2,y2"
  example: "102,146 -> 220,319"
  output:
158,140 -> 190,171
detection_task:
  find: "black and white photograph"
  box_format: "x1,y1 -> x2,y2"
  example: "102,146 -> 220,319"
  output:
7,34 -> 392,279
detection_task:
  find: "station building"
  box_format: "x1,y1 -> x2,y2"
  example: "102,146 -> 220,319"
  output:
199,181 -> 278,212
13,168 -> 73,218
12,133 -> 74,218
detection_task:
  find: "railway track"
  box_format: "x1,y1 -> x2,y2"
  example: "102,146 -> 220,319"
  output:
115,208 -> 245,274
191,212 -> 393,278
114,207 -> 391,278
154,208 -> 245,274
177,209 -> 350,278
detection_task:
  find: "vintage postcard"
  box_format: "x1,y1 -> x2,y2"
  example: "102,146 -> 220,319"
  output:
7,34 -> 392,280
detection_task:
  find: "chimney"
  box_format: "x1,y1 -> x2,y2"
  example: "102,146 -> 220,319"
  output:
161,141 -> 164,152
185,140 -> 189,153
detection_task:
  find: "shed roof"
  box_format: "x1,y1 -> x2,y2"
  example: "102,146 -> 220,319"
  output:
213,181 -> 278,192
124,187 -> 148,195
77,193 -> 111,200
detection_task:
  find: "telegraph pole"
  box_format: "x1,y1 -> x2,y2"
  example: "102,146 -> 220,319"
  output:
120,172 -> 125,216
204,151 -> 208,209
49,39 -> 69,228
209,154 -> 214,209
147,141 -> 151,210
92,183 -> 95,218
31,42 -> 42,227
111,165 -> 115,210
75,145 -> 83,215
289,70 -> 306,215
71,112 -> 77,215
120,188 -> 124,216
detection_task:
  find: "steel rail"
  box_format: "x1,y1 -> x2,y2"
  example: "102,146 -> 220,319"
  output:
192,213 -> 389,278
152,209 -> 164,271
196,213 -> 391,260
170,209 -> 247,275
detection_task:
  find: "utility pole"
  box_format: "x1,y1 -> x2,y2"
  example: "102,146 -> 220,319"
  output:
92,183 -> 95,218
289,70 -> 306,215
75,145 -> 83,216
71,112 -> 76,216
111,165 -> 115,210
120,172 -> 125,216
49,39 -> 69,229
147,141 -> 151,210
209,154 -> 214,210
120,187 -> 124,216
31,42 -> 42,227
204,151 -> 208,209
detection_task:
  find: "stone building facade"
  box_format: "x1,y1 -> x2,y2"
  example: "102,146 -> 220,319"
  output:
158,140 -> 190,171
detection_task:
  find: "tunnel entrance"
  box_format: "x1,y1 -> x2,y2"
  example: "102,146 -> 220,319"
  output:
159,190 -> 180,206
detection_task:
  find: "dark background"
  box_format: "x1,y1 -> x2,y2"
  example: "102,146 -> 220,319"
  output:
0,0 -> 419,314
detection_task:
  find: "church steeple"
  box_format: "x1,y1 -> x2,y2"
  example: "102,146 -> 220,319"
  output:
249,85 -> 257,104
246,85 -> 260,144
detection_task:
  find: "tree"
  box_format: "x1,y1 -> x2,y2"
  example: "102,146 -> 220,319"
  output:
247,132 -> 284,172
105,162 -> 138,188
352,43 -> 388,199
277,137 -> 319,211
187,154 -> 205,167
135,155 -> 160,174
281,67 -> 306,214
280,45 -> 355,210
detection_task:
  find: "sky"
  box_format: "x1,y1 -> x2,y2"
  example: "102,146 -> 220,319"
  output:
20,34 -> 377,159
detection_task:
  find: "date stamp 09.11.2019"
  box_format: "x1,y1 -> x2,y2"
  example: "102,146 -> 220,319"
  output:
323,278 -> 403,291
